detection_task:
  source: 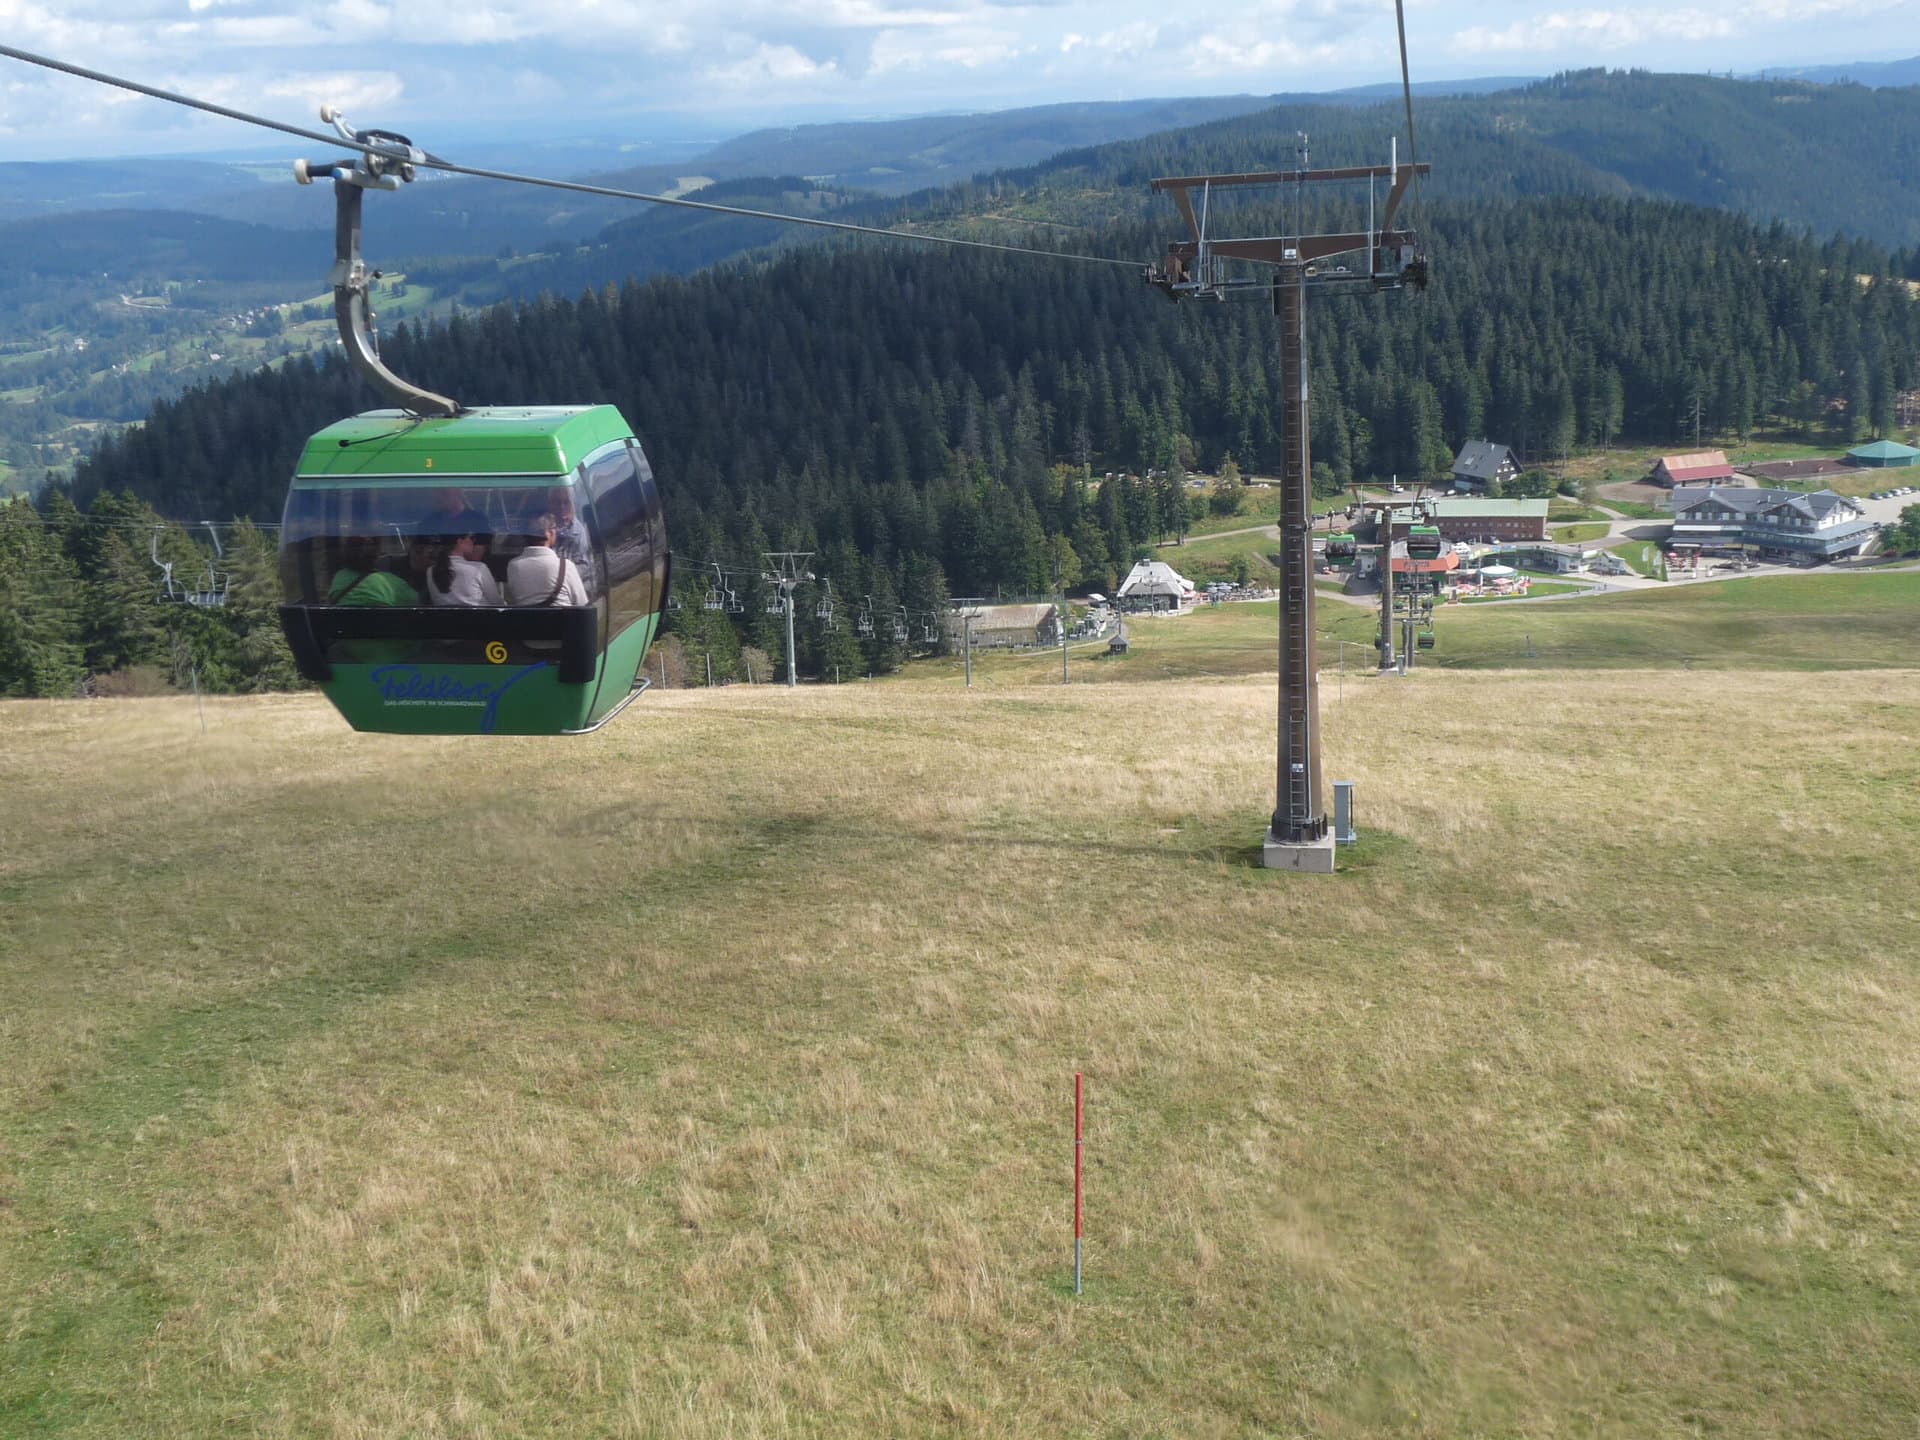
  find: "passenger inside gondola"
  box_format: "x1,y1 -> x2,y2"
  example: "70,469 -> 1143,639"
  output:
328,536 -> 418,606
546,486 -> 596,593
508,512 -> 590,606
427,521 -> 501,606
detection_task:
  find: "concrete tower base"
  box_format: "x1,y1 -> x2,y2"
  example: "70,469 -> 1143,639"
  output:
1262,831 -> 1337,873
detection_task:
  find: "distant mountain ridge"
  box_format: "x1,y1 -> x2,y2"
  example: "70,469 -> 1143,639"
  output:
1011,70 -> 1920,252
1756,56 -> 1920,88
0,157 -> 269,225
688,82 -> 1539,194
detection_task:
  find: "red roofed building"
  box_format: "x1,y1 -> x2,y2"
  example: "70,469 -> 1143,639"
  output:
1386,543 -> 1461,577
1650,450 -> 1735,487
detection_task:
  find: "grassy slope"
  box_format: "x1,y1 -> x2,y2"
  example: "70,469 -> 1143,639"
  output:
3,669 -> 1918,1437
987,571 -> 1917,684
3,578 -> 1920,1436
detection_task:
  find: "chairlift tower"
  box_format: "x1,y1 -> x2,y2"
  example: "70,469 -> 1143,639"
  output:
762,551 -> 813,687
1357,494 -> 1435,673
1147,138 -> 1428,873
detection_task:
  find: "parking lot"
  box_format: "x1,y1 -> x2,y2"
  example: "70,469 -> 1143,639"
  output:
1860,484 -> 1920,528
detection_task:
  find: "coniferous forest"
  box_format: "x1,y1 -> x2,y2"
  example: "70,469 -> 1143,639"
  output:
6,187 -> 1919,696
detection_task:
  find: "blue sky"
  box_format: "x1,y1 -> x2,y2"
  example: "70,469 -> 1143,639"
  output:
1,0 -> 1915,160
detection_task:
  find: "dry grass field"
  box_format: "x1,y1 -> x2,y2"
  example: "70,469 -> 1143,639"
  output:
4,658 -> 1920,1436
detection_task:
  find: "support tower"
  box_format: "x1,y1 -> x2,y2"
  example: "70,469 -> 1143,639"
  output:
1147,142 -> 1429,872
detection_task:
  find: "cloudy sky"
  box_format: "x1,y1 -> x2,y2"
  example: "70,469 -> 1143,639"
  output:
1,0 -> 1914,161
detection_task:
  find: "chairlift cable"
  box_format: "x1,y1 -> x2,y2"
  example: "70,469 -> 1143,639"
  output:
0,43 -> 1140,273
1393,0 -> 1423,225
10,511 -> 282,534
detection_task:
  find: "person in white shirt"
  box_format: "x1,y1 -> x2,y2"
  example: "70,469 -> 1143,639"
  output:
507,513 -> 590,606
426,527 -> 503,606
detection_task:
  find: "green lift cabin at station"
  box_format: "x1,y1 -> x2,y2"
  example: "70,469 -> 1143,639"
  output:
275,109 -> 669,735
1404,523 -> 1444,560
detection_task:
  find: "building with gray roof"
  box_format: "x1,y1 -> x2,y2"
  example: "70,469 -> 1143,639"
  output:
1450,440 -> 1520,494
1670,485 -> 1874,561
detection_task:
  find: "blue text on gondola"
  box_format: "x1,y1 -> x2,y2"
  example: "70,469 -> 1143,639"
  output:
368,662 -> 549,732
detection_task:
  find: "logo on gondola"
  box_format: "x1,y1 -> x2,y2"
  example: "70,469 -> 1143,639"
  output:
367,662 -> 549,733
484,641 -> 509,664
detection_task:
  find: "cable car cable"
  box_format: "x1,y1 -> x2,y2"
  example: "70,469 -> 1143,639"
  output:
0,43 -> 1140,273
1393,0 -> 1423,224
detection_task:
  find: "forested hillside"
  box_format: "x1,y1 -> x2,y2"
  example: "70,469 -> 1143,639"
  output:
9,68 -> 1920,505
74,196 -> 1920,531
466,69 -> 1920,314
49,197 -> 1916,643
14,71 -> 1920,699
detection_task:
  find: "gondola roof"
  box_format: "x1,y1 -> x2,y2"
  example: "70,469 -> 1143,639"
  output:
296,405 -> 635,480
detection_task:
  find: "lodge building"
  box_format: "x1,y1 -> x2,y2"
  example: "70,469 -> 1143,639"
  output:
1669,485 -> 1874,562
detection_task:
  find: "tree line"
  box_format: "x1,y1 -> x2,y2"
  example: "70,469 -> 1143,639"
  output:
6,191 -> 1915,697
0,492 -> 294,699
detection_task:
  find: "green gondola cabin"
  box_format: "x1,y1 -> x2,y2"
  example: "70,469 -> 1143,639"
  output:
278,406 -> 669,735
1404,524 -> 1444,560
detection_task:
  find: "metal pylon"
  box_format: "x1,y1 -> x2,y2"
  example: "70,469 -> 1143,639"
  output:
1145,142 -> 1429,869
1273,262 -> 1326,844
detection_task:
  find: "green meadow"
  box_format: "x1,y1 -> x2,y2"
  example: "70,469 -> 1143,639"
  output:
3,569 -> 1918,1436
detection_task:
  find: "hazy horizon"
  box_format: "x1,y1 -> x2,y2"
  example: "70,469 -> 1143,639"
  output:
2,0 -> 1916,164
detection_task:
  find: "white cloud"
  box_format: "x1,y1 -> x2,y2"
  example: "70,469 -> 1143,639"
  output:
260,69 -> 407,113
1179,31 -> 1348,74
817,0 -> 974,27
871,21 -> 1024,70
2,0 -> 1919,160
201,14 -> 326,44
1746,0 -> 1905,15
1450,7 -> 1735,54
1068,20 -> 1161,61
706,41 -> 839,87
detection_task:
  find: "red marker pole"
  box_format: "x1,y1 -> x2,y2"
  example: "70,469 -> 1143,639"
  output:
1074,1072 -> 1085,1295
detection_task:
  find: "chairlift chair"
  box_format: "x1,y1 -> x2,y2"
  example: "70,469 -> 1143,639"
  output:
149,528 -> 180,601
815,580 -> 835,622
186,569 -> 232,608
